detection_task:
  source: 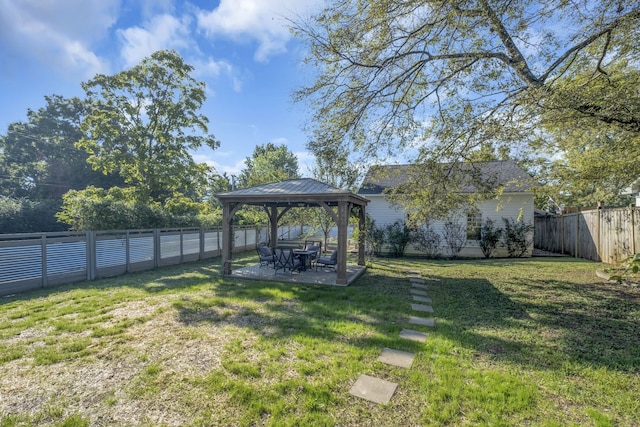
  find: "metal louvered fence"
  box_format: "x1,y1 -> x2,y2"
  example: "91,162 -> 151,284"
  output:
0,226 -> 267,297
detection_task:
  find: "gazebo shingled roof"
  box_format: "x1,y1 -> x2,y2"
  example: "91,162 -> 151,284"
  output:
215,178 -> 369,285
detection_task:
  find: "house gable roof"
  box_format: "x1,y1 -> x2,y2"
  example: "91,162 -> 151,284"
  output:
358,160 -> 536,195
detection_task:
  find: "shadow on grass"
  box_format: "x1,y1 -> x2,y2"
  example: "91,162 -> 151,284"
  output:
428,271 -> 640,373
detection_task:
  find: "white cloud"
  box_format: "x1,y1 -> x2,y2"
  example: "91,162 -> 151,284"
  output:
0,0 -> 117,77
193,152 -> 246,176
295,150 -> 315,177
196,0 -> 324,62
117,14 -> 192,67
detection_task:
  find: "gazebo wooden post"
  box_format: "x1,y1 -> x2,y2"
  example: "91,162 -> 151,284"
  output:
269,205 -> 278,252
221,201 -> 234,275
358,205 -> 366,266
336,201 -> 349,285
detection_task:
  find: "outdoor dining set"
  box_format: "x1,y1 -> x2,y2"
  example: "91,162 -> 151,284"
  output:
256,241 -> 338,274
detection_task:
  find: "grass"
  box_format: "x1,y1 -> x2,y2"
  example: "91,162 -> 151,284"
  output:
0,253 -> 638,426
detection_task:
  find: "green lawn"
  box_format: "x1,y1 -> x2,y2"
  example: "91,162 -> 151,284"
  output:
0,254 -> 638,426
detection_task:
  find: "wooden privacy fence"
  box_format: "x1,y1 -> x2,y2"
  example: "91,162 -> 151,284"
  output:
534,207 -> 640,264
0,225 -> 268,297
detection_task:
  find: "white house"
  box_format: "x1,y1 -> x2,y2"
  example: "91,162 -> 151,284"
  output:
358,160 -> 536,257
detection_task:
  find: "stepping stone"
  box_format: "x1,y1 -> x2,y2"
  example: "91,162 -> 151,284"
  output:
410,288 -> 428,296
412,283 -> 429,290
399,329 -> 429,343
349,374 -> 398,404
378,348 -> 415,368
409,316 -> 435,327
411,303 -> 434,313
413,296 -> 432,303
407,270 -> 421,276
410,278 -> 425,284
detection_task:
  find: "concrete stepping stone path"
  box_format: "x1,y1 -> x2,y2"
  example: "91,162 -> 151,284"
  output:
411,303 -> 434,313
409,316 -> 435,327
411,283 -> 429,290
410,278 -> 426,284
399,329 -> 429,342
349,374 -> 398,404
378,348 -> 415,368
412,296 -> 432,303
410,288 -> 429,296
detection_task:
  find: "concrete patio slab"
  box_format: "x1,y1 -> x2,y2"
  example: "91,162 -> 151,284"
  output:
409,316 -> 435,327
411,304 -> 434,313
412,283 -> 429,290
378,348 -> 415,368
399,329 -> 429,342
412,296 -> 432,303
410,288 -> 429,296
229,263 -> 366,286
349,375 -> 398,404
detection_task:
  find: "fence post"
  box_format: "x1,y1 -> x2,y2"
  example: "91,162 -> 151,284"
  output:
41,235 -> 48,288
596,203 -> 601,261
631,205 -> 636,255
154,229 -> 161,268
126,230 -> 131,273
575,210 -> 580,258
199,227 -> 205,260
86,231 -> 96,280
180,228 -> 184,263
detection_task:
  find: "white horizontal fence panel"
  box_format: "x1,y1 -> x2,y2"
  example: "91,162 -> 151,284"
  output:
46,241 -> 86,276
96,237 -> 127,269
129,235 -> 154,263
0,244 -> 42,283
160,233 -> 181,259
183,232 -> 200,255
204,231 -> 219,253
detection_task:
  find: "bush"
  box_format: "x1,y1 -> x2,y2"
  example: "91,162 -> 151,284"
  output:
502,217 -> 534,257
384,220 -> 412,257
365,216 -> 385,257
479,218 -> 502,258
0,197 -> 66,233
442,218 -> 466,258
412,223 -> 442,258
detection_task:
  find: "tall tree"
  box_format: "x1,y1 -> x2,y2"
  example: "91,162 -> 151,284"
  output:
78,50 -> 219,202
0,95 -> 122,200
293,1 -> 640,217
238,143 -> 300,187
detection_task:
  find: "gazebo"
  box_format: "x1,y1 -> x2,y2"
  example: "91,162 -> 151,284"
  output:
215,178 -> 369,285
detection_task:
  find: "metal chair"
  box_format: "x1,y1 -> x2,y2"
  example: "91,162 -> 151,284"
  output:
316,249 -> 338,271
274,249 -> 301,274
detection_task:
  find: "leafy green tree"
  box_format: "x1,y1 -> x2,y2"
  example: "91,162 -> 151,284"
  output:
293,1 -> 640,217
0,197 -> 66,233
238,143 -> 300,187
0,95 -> 122,200
78,50 -> 219,202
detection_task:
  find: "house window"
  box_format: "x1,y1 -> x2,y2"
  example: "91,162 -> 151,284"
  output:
466,209 -> 482,240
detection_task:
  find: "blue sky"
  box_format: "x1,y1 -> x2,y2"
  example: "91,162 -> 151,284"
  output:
0,0 -> 325,178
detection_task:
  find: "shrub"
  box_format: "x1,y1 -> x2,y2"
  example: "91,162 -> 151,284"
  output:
0,197 -> 66,233
502,217 -> 534,257
479,218 -> 502,258
412,223 -> 442,258
365,216 -> 385,257
384,220 -> 412,257
442,218 -> 466,258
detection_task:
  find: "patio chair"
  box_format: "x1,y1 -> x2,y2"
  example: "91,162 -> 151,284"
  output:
256,244 -> 274,267
274,249 -> 301,275
316,249 -> 338,271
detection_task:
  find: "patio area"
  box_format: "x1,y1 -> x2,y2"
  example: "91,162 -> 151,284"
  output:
229,263 -> 367,286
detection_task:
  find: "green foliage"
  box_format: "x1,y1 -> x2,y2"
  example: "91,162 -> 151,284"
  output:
411,223 -> 442,258
479,218 -> 502,258
384,220 -> 412,257
442,218 -> 466,258
364,216 -> 385,257
238,143 -> 299,188
0,95 -> 123,200
56,186 -> 221,230
0,197 -> 66,233
79,50 -> 219,202
293,1 -> 640,215
502,218 -> 534,257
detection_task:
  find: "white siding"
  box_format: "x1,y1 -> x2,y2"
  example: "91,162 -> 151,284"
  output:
366,192 -> 535,257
